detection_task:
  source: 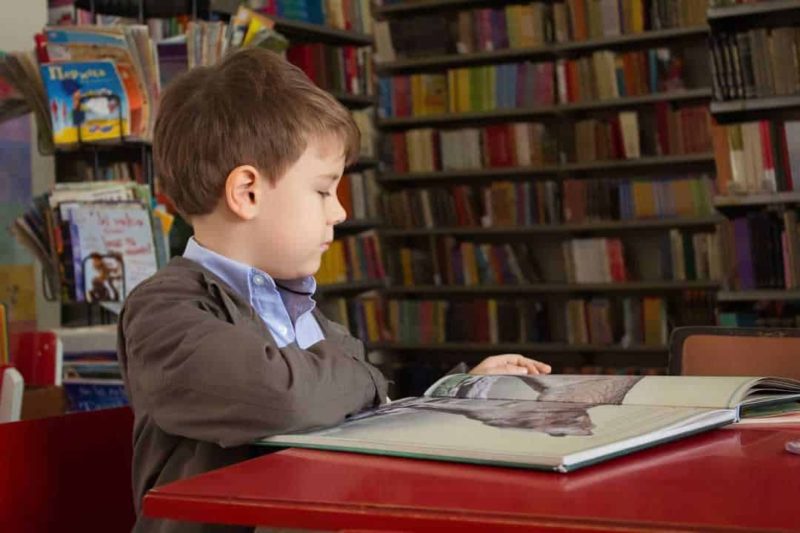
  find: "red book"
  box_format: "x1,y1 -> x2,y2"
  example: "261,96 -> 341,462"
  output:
391,133 -> 408,173
654,102 -> 670,155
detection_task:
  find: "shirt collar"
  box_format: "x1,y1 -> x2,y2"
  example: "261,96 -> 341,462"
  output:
182,237 -> 318,322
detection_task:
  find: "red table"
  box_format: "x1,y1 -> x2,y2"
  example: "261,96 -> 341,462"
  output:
144,426 -> 800,532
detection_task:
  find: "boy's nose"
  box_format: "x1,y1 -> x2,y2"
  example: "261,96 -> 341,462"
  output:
329,196 -> 347,225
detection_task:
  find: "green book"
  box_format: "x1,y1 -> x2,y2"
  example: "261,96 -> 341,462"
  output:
258,373 -> 800,473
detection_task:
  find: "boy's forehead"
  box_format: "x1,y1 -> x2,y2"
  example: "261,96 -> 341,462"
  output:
305,134 -> 347,163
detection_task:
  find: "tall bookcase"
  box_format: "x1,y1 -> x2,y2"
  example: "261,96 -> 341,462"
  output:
370,0 -> 720,393
707,0 -> 800,327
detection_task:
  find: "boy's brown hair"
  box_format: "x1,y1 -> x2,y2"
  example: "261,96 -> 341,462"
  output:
154,48 -> 360,217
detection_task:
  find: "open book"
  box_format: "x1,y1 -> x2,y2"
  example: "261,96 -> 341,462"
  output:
258,374 -> 800,472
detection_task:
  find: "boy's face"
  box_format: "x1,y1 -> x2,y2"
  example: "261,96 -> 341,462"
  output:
254,137 -> 347,279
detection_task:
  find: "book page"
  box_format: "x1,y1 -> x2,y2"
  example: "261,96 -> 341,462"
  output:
263,397 -> 734,470
426,374 -> 762,409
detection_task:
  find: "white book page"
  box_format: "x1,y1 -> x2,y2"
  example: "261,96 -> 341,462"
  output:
426,374 -> 761,410
264,397 -> 733,468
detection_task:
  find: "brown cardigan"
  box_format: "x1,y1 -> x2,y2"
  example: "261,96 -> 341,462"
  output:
118,257 -> 388,533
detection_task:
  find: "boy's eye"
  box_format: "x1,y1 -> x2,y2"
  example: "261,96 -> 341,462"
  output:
318,191 -> 332,198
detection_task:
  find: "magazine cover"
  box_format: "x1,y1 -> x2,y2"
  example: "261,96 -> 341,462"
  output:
40,60 -> 129,145
43,26 -> 148,137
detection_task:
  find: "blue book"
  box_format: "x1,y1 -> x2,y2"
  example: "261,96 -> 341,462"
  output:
40,60 -> 129,145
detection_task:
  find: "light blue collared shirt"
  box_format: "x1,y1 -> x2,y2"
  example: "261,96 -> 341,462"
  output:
183,237 -> 325,349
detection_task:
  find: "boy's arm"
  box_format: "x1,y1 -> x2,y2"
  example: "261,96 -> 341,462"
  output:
121,279 -> 387,448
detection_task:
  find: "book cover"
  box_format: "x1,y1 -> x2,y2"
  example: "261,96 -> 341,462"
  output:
40,60 -> 129,145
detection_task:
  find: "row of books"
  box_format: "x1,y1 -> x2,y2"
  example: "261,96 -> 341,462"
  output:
374,0 -> 707,61
566,296 -> 667,346
57,157 -> 147,183
12,182 -> 170,303
386,299 -> 552,344
287,44 -> 374,97
337,171 -> 380,221
390,241 -> 540,287
383,105 -> 713,173
251,0 -> 373,34
380,175 -> 715,230
378,63 -> 554,117
388,226 -> 719,288
378,49 -> 686,117
563,233 -> 720,284
710,27 -> 800,101
563,0 -> 708,41
712,119 -> 800,195
317,231 -> 386,286
719,211 -> 800,290
570,106 -> 713,161
322,289 -> 714,346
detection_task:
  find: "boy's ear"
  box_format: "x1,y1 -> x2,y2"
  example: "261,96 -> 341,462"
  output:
223,165 -> 266,220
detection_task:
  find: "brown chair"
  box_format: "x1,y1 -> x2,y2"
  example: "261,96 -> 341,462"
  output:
668,326 -> 800,380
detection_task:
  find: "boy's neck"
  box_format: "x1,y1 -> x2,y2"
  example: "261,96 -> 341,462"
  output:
191,216 -> 256,269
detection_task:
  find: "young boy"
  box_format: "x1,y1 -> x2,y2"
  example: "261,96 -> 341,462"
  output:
118,48 -> 551,533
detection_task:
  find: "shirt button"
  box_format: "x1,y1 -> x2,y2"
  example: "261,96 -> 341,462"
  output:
253,275 -> 265,286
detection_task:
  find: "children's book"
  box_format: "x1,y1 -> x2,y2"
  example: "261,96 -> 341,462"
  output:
40,60 -> 130,145
258,373 -> 800,472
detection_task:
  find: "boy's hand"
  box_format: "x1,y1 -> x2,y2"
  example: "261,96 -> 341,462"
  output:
469,354 -> 552,376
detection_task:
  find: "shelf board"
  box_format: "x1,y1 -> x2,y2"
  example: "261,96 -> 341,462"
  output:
710,95 -> 800,124
270,17 -> 373,46
336,218 -> 381,232
377,88 -> 712,129
365,341 -> 668,354
331,92 -> 376,109
380,216 -> 724,237
713,192 -> 800,207
347,157 -> 380,171
316,279 -> 385,295
379,153 -> 715,183
384,218 -> 721,236
384,281 -> 720,296
708,0 -> 800,22
377,26 -> 709,73
374,0 -> 517,16
717,290 -> 800,303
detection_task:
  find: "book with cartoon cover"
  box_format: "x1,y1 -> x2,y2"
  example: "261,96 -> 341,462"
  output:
40,60 -> 129,145
259,373 -> 800,472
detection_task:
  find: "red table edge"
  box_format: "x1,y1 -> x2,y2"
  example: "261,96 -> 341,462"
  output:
143,488 -> 776,533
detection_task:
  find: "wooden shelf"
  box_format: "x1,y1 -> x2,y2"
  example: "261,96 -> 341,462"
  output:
377,88 -> 712,129
713,192 -> 800,207
336,218 -> 381,232
377,26 -> 709,73
710,95 -> 800,124
379,153 -> 715,184
708,0 -> 800,23
374,0 -> 515,16
365,341 -> 668,354
270,17 -> 373,46
384,281 -> 720,297
717,290 -> 800,303
347,157 -> 380,171
380,216 -> 724,237
332,92 -> 376,109
315,279 -> 385,295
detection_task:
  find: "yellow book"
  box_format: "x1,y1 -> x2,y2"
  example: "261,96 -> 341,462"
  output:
643,297 -> 666,346
505,5 -> 520,48
363,299 -> 379,342
631,0 -> 645,33
461,242 -> 479,285
411,74 -> 423,116
447,69 -> 458,113
457,68 -> 471,112
486,66 -> 497,111
400,248 -> 414,286
423,74 -> 448,115
488,299 -> 498,343
631,181 -> 655,219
